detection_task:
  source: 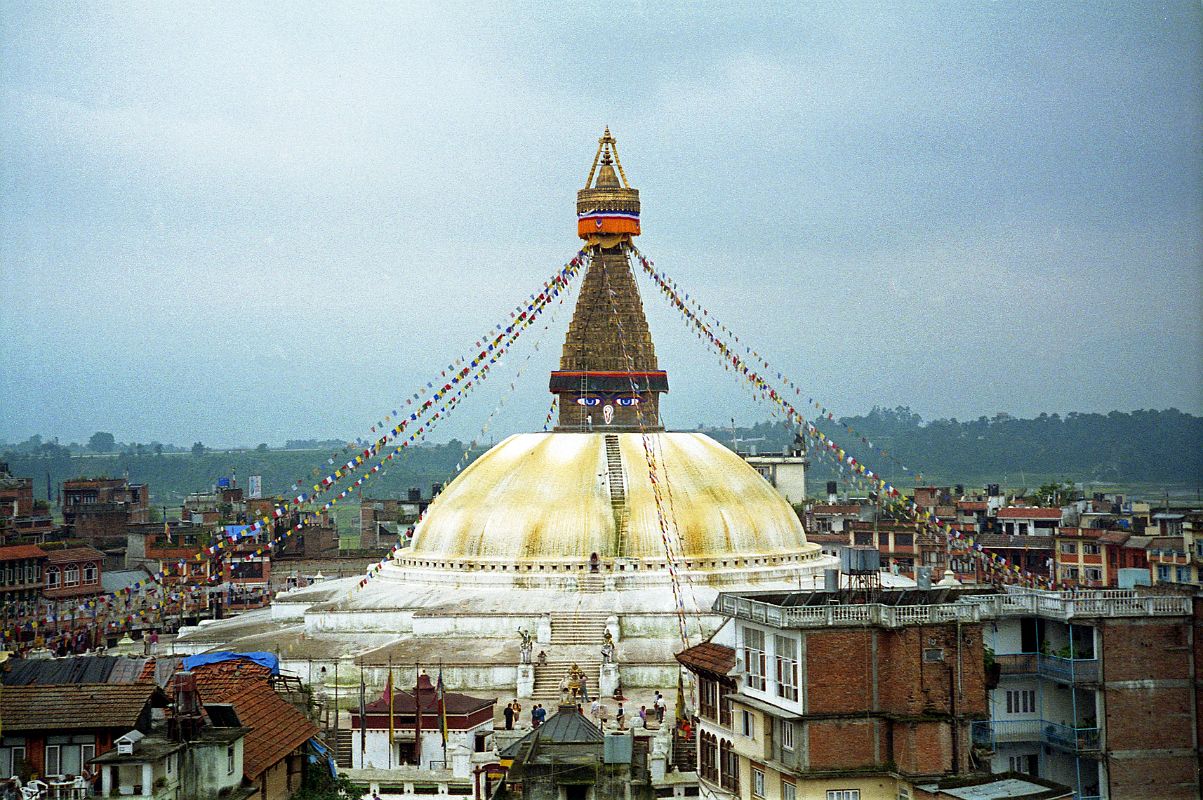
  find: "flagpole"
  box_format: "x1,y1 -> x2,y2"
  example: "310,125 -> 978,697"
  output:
438,661 -> 447,764
387,657 -> 394,769
414,661 -> 422,768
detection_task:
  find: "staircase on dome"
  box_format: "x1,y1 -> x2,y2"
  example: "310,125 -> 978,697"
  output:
551,128 -> 668,432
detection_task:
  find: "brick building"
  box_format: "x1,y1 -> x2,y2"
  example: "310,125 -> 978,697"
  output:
42,545 -> 106,601
0,465 -> 56,544
0,682 -> 165,783
61,477 -> 150,548
0,544 -> 47,640
359,491 -> 431,549
677,588 -> 992,799
975,586 -> 1201,799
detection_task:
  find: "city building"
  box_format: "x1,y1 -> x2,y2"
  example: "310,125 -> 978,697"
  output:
358,490 -> 433,549
42,545 -> 106,602
61,477 -> 150,549
0,682 -> 166,788
0,465 -> 55,544
677,588 -> 994,800
976,586 -> 1201,799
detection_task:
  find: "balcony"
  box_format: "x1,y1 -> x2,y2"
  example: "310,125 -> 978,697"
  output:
972,719 -> 1101,756
961,588 -> 1192,620
996,653 -> 1100,684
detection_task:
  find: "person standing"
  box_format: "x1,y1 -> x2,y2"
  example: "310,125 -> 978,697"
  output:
503,702 -> 514,731
654,691 -> 665,724
590,698 -> 602,727
616,703 -> 626,730
638,705 -> 648,728
579,673 -> 590,703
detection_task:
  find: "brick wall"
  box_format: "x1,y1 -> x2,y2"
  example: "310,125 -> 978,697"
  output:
805,718 -> 877,771
1101,615 -> 1201,800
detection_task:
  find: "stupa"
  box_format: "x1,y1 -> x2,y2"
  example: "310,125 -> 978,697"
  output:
173,130 -> 837,700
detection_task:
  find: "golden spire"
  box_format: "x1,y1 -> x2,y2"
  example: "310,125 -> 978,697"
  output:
577,128 -> 640,247
553,130 -> 666,431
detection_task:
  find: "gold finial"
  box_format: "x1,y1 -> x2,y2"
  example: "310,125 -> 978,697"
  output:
584,127 -> 631,190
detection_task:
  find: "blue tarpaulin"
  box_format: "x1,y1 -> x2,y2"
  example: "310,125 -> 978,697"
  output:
307,737 -> 338,778
224,524 -> 251,540
182,651 -> 280,675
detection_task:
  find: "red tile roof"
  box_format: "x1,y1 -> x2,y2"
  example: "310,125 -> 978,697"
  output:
184,657 -> 316,780
364,674 -> 493,717
812,504 -> 861,515
958,501 -> 988,512
44,546 -> 106,564
675,642 -> 736,678
997,507 -> 1063,520
0,544 -> 47,561
223,681 -> 318,780
0,683 -> 159,732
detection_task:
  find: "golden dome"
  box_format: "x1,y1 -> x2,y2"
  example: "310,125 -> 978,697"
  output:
406,431 -> 819,567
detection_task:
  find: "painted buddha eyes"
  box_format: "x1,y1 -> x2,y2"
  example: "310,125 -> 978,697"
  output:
576,396 -> 640,407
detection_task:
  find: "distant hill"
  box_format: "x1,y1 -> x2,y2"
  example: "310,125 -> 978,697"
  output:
4,408 -> 1200,505
703,407 -> 1203,491
0,441 -> 474,508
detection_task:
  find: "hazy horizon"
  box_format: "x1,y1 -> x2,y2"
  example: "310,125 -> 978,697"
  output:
3,3 -> 1201,449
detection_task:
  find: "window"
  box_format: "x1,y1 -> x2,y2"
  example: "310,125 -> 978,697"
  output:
719,739 -> 739,793
83,563 -> 98,584
64,565 -> 79,587
44,745 -> 60,776
0,738 -> 27,779
1178,567 -> 1190,583
1062,566 -> 1079,581
699,732 -> 718,782
1059,542 -> 1078,554
1083,543 -> 1100,555
1085,567 -> 1102,582
719,683 -> 733,728
45,566 -> 60,588
752,767 -> 765,798
45,735 -> 94,776
781,720 -> 795,751
895,532 -> 913,548
699,677 -> 718,721
853,531 -> 873,546
227,745 -> 235,775
1009,753 -> 1037,774
744,627 -> 766,691
775,635 -> 799,701
167,753 -> 173,774
740,710 -> 755,738
923,648 -> 944,663
1005,689 -> 1036,714
782,781 -> 796,800
827,791 -> 861,800
1158,565 -> 1171,581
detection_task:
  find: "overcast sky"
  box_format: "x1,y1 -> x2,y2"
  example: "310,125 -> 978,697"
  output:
2,2 -> 1200,447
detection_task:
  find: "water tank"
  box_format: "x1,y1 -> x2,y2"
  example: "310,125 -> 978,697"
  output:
1118,568 -> 1151,590
916,566 -> 933,589
824,568 -> 840,592
840,545 -> 881,574
407,487 -> 421,502
987,483 -> 1000,497
826,481 -> 838,496
604,733 -> 633,764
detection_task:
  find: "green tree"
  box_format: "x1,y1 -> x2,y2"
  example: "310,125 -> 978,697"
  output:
191,442 -> 207,457
88,432 -> 116,453
1033,481 -> 1076,506
256,443 -> 269,452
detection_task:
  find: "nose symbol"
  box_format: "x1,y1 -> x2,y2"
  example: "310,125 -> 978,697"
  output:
603,405 -> 614,425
